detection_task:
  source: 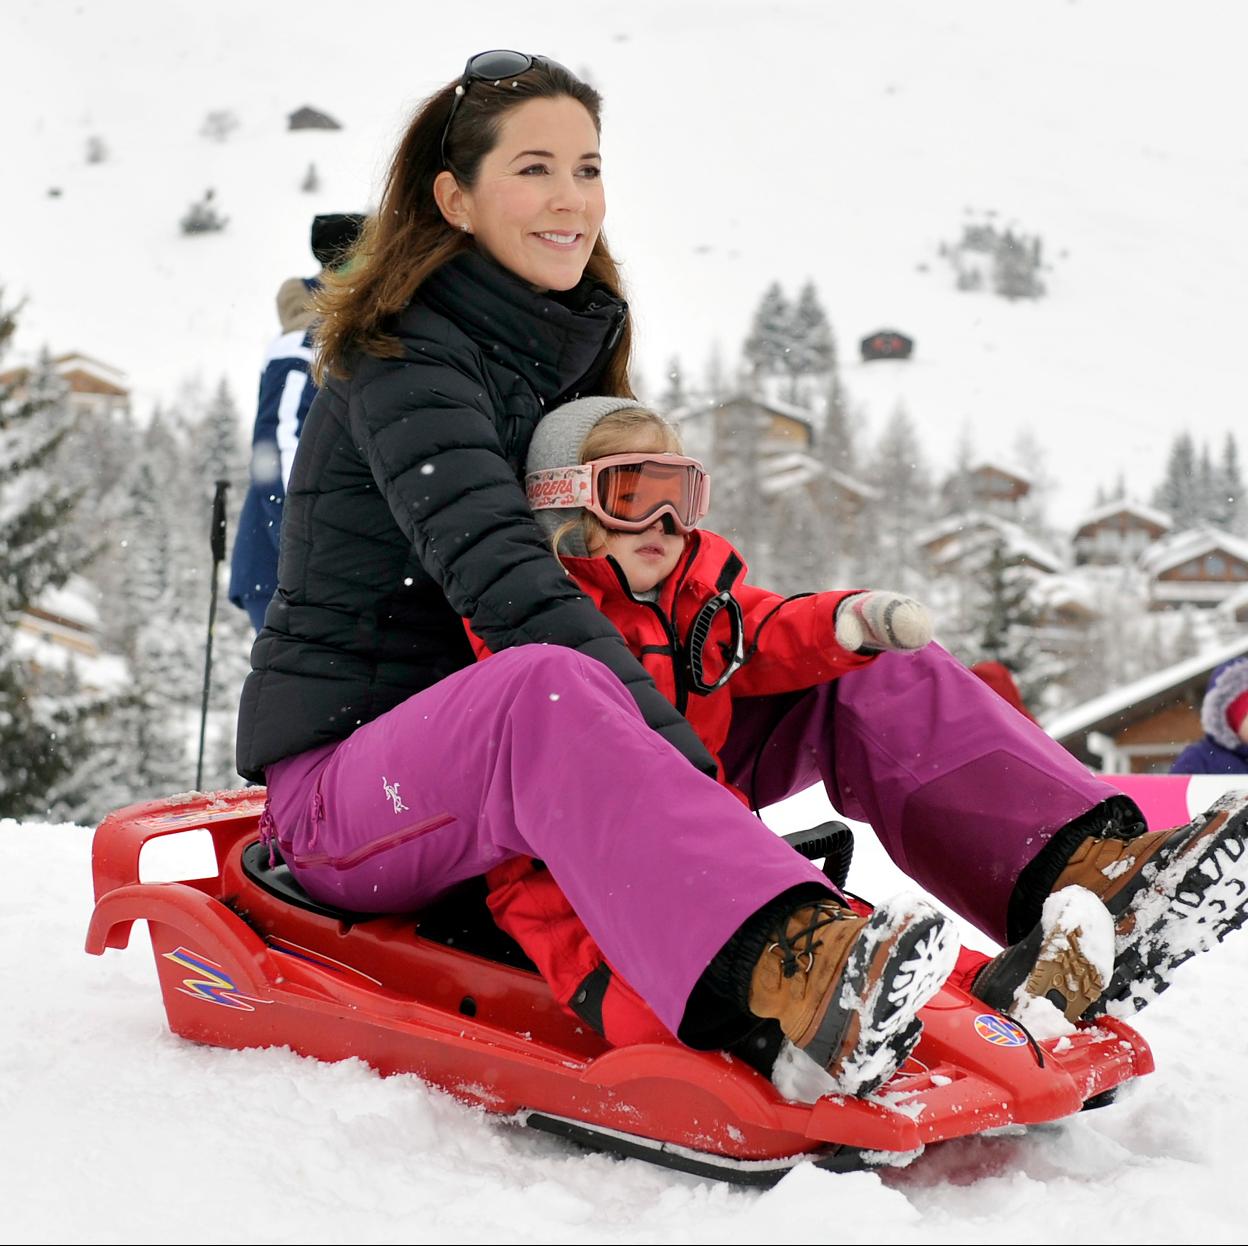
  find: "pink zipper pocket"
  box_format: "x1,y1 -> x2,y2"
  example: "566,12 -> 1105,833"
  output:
290,812 -> 456,872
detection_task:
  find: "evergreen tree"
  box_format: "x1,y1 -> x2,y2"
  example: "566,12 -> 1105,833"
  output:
709,399 -> 767,573
1216,432 -> 1245,534
659,355 -> 687,410
940,423 -> 978,517
194,377 -> 246,494
817,362 -> 860,584
864,404 -> 933,594
1153,431 -> 1201,529
742,282 -> 792,392
787,280 -> 835,405
0,307 -> 93,817
703,340 -> 728,402
959,540 -> 1063,710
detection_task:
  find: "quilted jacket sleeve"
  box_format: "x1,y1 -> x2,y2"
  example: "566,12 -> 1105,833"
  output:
350,359 -> 716,775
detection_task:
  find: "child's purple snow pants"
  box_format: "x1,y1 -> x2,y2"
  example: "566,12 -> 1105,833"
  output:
264,643 -> 1115,1039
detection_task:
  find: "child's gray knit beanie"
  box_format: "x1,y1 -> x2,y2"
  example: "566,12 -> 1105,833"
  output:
525,395 -> 655,557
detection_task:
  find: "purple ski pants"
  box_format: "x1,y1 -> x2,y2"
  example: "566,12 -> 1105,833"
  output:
265,643 -> 1115,1038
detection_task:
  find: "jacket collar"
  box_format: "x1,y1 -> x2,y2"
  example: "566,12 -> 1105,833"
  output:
409,249 -> 627,407
560,530 -> 748,610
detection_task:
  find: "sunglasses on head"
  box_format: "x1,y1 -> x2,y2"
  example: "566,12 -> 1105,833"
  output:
440,49 -> 560,170
527,453 -> 711,535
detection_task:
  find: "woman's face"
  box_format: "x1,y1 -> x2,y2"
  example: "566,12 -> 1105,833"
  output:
456,96 -> 605,291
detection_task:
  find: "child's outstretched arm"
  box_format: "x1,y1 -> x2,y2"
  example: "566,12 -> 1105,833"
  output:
730,587 -> 933,697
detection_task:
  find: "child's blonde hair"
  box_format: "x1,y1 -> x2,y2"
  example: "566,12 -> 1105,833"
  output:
551,407 -> 683,559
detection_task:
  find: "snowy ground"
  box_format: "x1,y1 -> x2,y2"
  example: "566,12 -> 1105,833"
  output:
5,782 -> 1248,1244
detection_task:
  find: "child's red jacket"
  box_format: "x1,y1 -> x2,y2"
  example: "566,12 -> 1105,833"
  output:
467,529 -> 874,799
469,530 -> 974,1046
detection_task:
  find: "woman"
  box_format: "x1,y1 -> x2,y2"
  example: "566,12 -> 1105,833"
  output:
238,52 -> 1248,1094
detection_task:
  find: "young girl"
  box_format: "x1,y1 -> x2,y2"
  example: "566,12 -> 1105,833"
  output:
471,396 -> 1113,1079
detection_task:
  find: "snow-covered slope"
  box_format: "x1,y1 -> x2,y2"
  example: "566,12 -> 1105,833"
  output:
4,0 -> 1247,525
5,784 -> 1248,1242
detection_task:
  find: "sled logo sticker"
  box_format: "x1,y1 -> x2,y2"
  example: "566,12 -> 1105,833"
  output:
973,1014 -> 1028,1047
162,947 -> 270,1011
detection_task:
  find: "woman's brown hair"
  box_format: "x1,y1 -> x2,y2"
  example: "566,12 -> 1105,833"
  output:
313,58 -> 634,397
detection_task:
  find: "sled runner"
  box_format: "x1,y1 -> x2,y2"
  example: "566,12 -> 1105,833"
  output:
86,789 -> 1154,1185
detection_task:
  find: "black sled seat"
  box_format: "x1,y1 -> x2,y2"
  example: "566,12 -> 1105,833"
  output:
238,820 -> 854,973
238,840 -> 539,970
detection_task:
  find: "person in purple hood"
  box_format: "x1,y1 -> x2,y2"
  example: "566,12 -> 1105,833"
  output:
1172,657 -> 1248,775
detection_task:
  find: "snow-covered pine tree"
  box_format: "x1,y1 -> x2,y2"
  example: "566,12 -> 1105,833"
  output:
703,341 -> 728,403
742,282 -> 792,394
1215,432 -> 1245,535
1153,431 -> 1201,529
107,454 -> 203,800
659,356 -> 687,411
864,403 -> 933,594
188,379 -> 251,789
939,423 -> 977,517
0,308 -> 93,818
815,356 -> 862,585
709,399 -> 767,574
963,540 -> 1058,710
787,281 -> 835,406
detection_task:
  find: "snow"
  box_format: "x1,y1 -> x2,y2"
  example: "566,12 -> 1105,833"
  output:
6,782 -> 1248,1240
3,0 -> 1247,528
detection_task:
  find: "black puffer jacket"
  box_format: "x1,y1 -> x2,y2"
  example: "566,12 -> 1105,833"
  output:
236,250 -> 715,782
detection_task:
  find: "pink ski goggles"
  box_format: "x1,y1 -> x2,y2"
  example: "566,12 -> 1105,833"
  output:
526,453 -> 711,534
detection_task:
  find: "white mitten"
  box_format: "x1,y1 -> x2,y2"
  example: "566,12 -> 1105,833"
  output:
835,591 -> 933,654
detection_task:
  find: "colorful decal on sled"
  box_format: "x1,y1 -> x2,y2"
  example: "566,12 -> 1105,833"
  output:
973,1013 -> 1028,1047
162,946 -> 270,1011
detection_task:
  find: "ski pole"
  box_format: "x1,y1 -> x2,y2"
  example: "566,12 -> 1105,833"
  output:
196,480 -> 230,790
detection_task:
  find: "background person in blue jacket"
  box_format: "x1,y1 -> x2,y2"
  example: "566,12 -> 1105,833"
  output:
229,213 -> 365,629
1172,656 -> 1248,775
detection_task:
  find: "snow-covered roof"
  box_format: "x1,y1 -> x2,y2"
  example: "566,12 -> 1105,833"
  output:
915,511 -> 1064,572
969,459 -> 1033,487
678,391 -> 815,432
31,576 -> 102,630
1072,497 -> 1173,537
1031,572 -> 1098,615
53,352 -> 128,387
1139,526 -> 1248,577
1044,633 -> 1248,742
10,627 -> 128,693
759,451 -> 820,495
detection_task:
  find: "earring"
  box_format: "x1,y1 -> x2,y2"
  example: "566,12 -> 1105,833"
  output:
460,223 -> 470,233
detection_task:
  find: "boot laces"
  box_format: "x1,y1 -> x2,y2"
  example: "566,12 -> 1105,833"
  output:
768,902 -> 850,979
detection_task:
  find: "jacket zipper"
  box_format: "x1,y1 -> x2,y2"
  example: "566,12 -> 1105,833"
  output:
604,555 -> 689,714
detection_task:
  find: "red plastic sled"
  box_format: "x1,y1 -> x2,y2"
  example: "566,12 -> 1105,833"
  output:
86,790 -> 1153,1184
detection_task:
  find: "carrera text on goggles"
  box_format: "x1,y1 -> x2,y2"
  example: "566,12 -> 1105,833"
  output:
526,453 -> 711,534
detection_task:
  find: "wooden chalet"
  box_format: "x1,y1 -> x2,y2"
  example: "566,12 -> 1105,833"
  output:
859,329 -> 914,362
0,352 -> 130,419
1046,635 -> 1248,773
1139,528 -> 1248,609
916,511 -> 1063,576
1072,499 -> 1171,566
13,579 -> 127,694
